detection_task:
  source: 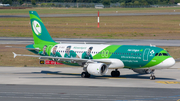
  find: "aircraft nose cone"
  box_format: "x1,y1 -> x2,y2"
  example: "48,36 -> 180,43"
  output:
162,57 -> 175,68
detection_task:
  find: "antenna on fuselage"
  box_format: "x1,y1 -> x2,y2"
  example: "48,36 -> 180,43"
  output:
150,44 -> 156,47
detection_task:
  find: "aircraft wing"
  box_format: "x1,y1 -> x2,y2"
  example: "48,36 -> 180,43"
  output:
12,52 -> 112,65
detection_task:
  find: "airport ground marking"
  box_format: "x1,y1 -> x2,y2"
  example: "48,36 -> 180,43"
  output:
49,67 -> 55,68
156,81 -> 180,84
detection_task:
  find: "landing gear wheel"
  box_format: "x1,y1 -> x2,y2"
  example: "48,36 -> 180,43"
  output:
150,75 -> 156,80
111,70 -> 120,77
81,72 -> 91,78
111,71 -> 115,77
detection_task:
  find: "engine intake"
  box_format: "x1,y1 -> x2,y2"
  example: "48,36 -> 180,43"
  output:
87,63 -> 108,76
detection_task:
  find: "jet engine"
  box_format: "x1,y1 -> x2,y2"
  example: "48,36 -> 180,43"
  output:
132,69 -> 155,74
87,63 -> 108,76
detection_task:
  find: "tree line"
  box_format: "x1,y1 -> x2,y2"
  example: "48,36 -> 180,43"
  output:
1,0 -> 180,6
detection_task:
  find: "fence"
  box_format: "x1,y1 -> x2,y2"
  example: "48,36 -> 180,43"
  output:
10,2 -> 180,8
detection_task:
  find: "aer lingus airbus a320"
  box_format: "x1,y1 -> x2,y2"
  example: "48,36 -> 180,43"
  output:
13,11 -> 175,80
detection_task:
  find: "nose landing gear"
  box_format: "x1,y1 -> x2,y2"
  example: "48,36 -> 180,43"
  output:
150,73 -> 156,80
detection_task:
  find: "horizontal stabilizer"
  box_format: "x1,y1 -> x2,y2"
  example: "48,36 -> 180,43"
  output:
6,46 -> 40,51
12,52 -> 17,58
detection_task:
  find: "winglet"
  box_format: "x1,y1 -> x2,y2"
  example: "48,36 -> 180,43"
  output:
12,52 -> 17,58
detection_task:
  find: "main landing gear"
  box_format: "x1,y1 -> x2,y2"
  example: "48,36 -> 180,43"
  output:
150,73 -> 156,80
111,69 -> 120,77
81,72 -> 91,78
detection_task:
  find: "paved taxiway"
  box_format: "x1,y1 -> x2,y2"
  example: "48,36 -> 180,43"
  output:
1,37 -> 180,46
1,12 -> 180,18
0,63 -> 180,88
0,85 -> 180,101
0,62 -> 180,100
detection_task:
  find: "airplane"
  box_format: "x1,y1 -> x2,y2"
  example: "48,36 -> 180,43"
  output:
12,11 -> 176,80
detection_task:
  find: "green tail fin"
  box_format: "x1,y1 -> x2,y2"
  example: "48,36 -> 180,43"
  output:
29,11 -> 56,44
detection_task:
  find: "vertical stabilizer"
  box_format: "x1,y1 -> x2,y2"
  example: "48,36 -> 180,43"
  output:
29,11 -> 56,44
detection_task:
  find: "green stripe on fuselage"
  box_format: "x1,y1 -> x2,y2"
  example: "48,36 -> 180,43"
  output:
93,45 -> 121,59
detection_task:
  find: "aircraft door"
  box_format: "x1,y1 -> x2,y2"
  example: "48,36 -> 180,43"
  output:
143,48 -> 150,61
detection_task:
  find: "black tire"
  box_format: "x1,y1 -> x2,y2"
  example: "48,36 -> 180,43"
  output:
150,76 -> 155,80
116,71 -> 120,77
81,72 -> 91,78
86,73 -> 91,78
150,76 -> 153,80
111,71 -> 116,77
111,71 -> 120,77
81,72 -> 86,78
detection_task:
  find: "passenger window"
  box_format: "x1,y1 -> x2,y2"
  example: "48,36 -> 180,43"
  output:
155,53 -> 158,56
159,53 -> 162,56
163,53 -> 168,56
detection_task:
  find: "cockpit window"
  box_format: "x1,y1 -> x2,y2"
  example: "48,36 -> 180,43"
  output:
159,53 -> 162,56
163,53 -> 168,56
155,53 -> 158,56
155,52 -> 170,56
